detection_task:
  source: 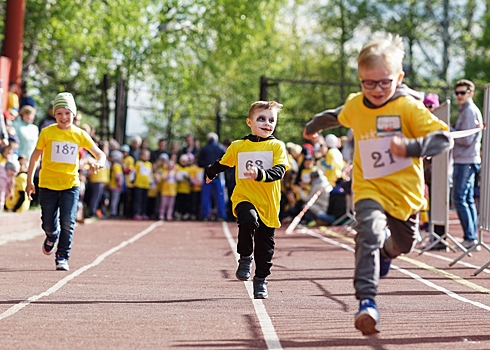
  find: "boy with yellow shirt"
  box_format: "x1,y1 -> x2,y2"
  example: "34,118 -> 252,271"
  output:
26,92 -> 106,271
132,149 -> 152,220
5,156 -> 30,212
303,34 -> 452,335
205,101 -> 289,299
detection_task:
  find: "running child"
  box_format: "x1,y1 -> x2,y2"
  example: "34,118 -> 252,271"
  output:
26,92 -> 106,271
303,34 -> 452,335
205,101 -> 289,299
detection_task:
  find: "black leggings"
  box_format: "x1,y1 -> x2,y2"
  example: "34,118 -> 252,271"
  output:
236,201 -> 275,279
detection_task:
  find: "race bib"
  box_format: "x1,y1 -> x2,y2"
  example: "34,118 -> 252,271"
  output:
139,165 -> 152,176
51,141 -> 78,164
358,137 -> 412,180
237,151 -> 273,179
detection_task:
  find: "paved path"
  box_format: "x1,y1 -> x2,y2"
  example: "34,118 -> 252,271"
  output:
1,212 -> 490,349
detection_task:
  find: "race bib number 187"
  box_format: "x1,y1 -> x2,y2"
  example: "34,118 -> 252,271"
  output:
358,137 -> 412,180
237,151 -> 273,179
51,141 -> 78,164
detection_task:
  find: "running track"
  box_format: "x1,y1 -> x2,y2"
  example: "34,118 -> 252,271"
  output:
1,212 -> 490,350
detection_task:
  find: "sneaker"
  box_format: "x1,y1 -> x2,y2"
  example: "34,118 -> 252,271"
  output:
55,258 -> 70,271
42,237 -> 56,255
236,256 -> 253,281
462,239 -> 481,251
379,254 -> 392,278
133,214 -> 143,221
380,229 -> 392,278
253,277 -> 268,299
354,299 -> 380,336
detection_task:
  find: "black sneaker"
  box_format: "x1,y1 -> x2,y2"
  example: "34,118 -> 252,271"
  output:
235,256 -> 253,281
253,277 -> 268,299
42,237 -> 56,255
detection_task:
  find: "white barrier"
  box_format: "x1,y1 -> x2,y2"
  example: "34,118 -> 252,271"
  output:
450,83 -> 490,274
419,101 -> 467,253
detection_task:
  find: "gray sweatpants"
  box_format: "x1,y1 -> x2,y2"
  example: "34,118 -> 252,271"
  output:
353,199 -> 419,301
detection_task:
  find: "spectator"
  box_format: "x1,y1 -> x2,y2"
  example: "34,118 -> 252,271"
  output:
452,79 -> 483,250
150,138 -> 168,162
5,156 -> 29,212
294,168 -> 333,226
132,149 -> 152,220
423,93 -> 440,112
39,101 -> 56,130
198,132 -> 227,221
12,105 -> 39,160
19,82 -> 36,109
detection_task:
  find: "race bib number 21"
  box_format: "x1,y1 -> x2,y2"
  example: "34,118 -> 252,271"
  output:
51,141 -> 78,164
358,137 -> 411,180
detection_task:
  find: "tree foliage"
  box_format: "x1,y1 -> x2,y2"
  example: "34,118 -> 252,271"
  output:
1,0 -> 488,145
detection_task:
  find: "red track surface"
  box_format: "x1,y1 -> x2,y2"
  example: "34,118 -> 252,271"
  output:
1,211 -> 490,350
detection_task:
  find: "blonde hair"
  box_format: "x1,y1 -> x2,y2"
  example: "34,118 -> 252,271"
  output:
357,34 -> 405,74
248,101 -> 283,119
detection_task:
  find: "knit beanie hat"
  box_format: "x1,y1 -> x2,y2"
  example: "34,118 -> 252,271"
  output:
53,92 -> 77,115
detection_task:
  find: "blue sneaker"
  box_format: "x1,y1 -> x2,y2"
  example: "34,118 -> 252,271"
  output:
235,256 -> 253,281
354,299 -> 380,336
380,229 -> 392,278
380,254 -> 392,278
253,277 -> 268,299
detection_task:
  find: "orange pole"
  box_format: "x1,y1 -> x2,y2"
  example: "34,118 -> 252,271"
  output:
3,0 -> 25,91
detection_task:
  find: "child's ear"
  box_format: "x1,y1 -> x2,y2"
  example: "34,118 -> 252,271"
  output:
396,71 -> 405,86
246,118 -> 252,127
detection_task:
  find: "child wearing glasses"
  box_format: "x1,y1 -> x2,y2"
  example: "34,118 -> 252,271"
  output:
303,34 -> 452,336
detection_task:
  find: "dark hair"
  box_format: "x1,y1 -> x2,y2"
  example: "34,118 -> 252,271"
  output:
454,79 -> 475,92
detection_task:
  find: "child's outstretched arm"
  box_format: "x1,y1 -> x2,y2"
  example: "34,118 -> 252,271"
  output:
88,145 -> 107,174
390,130 -> 453,158
303,106 -> 343,140
251,164 -> 287,182
205,160 -> 231,184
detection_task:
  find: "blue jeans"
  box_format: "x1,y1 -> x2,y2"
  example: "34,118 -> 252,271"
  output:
39,187 -> 79,260
452,163 -> 480,241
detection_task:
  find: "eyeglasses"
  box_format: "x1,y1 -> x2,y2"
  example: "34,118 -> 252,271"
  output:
361,79 -> 393,90
455,90 -> 470,96
425,105 -> 434,109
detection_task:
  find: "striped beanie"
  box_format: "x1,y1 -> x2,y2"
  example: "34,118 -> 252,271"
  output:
53,92 -> 77,115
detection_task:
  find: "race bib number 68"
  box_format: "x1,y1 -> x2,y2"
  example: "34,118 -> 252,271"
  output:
237,151 -> 273,179
358,137 -> 411,180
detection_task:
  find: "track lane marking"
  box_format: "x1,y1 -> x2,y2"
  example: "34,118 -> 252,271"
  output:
0,221 -> 163,321
300,228 -> 490,310
221,222 -> 283,350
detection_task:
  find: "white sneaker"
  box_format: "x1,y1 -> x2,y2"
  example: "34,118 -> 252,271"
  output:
55,258 -> 70,271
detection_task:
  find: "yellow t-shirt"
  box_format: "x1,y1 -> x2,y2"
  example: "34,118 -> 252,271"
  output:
5,172 -> 30,212
220,138 -> 289,228
88,160 -> 110,183
320,148 -> 345,186
37,124 -> 96,190
338,92 -> 449,220
7,92 -> 19,111
123,155 -> 135,189
188,164 -> 204,192
133,160 -> 152,189
109,163 -> 124,189
176,164 -> 191,194
159,169 -> 178,196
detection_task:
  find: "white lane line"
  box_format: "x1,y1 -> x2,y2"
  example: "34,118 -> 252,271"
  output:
221,222 -> 283,350
302,229 -> 490,311
0,221 -> 163,321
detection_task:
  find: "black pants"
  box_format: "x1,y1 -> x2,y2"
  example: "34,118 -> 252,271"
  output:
236,202 -> 275,279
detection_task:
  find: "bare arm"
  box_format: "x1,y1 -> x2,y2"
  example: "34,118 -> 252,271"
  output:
26,148 -> 43,199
